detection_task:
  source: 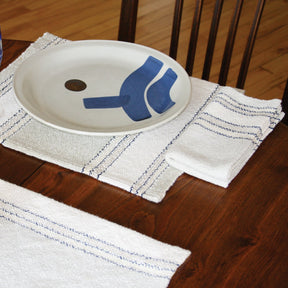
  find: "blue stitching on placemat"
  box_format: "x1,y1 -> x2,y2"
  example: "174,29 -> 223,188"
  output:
0,75 -> 14,96
218,92 -> 279,112
0,71 -> 15,98
88,134 -> 140,178
1,117 -> 32,144
87,135 -> 130,176
140,160 -> 170,197
196,115 -> 262,143
0,37 -> 68,142
193,122 -> 260,148
135,84 -> 282,196
41,35 -> 66,50
0,74 -> 13,87
0,197 -> 179,266
213,94 -> 280,120
213,98 -> 281,127
0,85 -> 12,99
201,112 -> 264,133
96,134 -> 140,178
0,111 -> 31,144
1,206 -> 175,274
214,93 -> 283,130
1,213 -> 171,280
0,109 -> 22,130
81,136 -> 116,173
0,36 -> 64,99
132,84 -> 220,196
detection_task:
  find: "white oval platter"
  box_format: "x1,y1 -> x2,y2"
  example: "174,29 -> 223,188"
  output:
13,40 -> 191,135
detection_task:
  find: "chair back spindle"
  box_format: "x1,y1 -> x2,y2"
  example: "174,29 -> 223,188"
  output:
118,0 -> 138,43
185,0 -> 204,76
201,0 -> 224,81
169,0 -> 184,60
118,0 -> 266,90
218,0 -> 244,86
236,0 -> 265,88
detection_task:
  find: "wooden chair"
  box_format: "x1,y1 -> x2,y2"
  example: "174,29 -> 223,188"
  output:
118,0 -> 139,43
118,0 -> 265,90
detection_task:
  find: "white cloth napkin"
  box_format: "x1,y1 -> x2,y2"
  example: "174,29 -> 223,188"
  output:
0,179 -> 190,288
165,86 -> 284,187
0,33 -> 284,202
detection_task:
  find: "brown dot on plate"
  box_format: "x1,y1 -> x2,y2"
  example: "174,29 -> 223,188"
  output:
65,79 -> 87,92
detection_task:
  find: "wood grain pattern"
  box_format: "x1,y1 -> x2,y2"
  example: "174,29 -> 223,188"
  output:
118,0 -> 139,42
0,40 -> 44,185
0,0 -> 287,100
0,39 -> 32,70
0,40 -> 288,287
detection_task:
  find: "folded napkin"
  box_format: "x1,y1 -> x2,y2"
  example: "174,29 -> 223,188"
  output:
166,87 -> 284,187
0,179 -> 190,287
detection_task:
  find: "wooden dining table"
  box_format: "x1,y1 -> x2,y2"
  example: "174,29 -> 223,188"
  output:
1,39 -> 288,288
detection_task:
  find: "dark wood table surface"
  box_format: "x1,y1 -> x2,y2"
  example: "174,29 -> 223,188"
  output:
1,39 -> 288,288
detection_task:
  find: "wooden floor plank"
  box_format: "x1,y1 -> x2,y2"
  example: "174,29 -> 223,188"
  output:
0,0 -> 287,100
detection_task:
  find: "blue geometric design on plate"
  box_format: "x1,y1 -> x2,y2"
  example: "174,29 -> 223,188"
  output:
83,55 -> 178,122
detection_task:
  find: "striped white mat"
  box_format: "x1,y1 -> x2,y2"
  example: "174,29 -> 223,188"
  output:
0,179 -> 190,288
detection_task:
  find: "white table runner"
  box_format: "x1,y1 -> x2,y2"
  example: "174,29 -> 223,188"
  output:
0,179 -> 190,288
0,33 -> 284,202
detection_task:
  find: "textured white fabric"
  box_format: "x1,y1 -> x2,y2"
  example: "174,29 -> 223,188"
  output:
165,87 -> 284,187
0,33 -> 213,202
0,33 -> 284,202
0,179 -> 190,288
